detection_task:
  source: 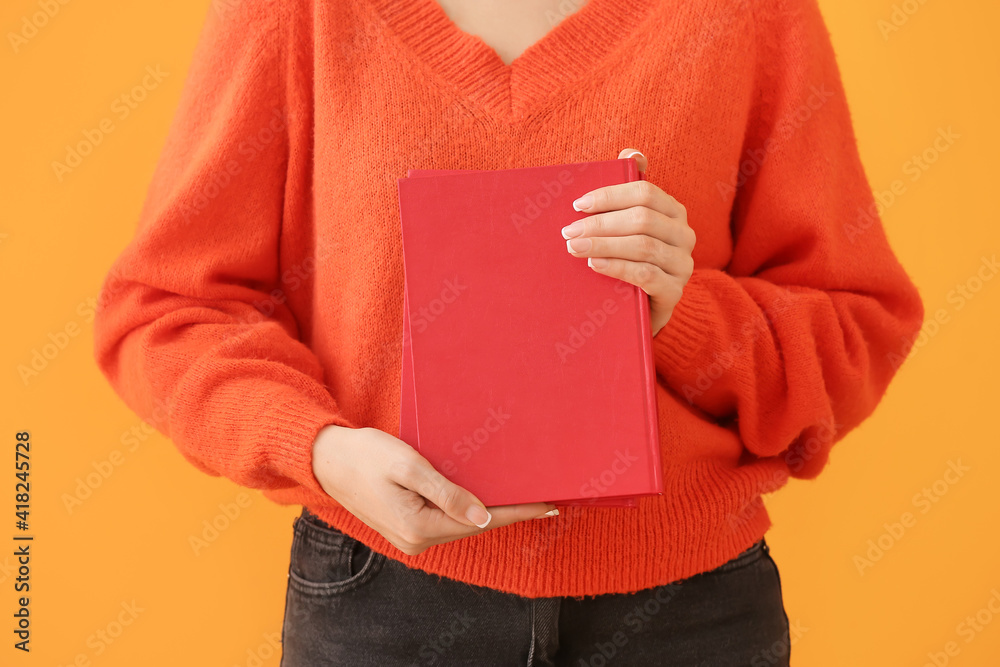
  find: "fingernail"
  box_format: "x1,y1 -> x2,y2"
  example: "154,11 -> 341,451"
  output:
534,509 -> 559,519
588,257 -> 609,269
467,505 -> 492,528
561,221 -> 584,239
572,194 -> 593,211
567,237 -> 591,253
622,150 -> 645,160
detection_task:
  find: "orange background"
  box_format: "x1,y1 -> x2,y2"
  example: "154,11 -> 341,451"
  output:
2,0 -> 998,664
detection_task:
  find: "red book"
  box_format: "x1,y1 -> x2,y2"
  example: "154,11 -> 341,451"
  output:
397,158 -> 662,507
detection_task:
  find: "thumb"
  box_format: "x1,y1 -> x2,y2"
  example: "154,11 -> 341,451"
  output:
618,148 -> 647,174
409,457 -> 493,529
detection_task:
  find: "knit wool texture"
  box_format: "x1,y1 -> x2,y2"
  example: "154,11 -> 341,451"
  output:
93,0 -> 925,597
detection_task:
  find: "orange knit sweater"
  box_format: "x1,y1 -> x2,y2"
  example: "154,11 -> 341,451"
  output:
93,0 -> 925,597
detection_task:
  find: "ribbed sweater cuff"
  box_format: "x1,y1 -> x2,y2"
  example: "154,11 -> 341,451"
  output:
652,269 -> 717,374
264,397 -> 357,500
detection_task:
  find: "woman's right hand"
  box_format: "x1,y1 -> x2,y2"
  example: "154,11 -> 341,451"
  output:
311,425 -> 559,556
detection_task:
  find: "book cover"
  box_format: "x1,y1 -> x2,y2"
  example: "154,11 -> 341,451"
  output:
397,158 -> 661,507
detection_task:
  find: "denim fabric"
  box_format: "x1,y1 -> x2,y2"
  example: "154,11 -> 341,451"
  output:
280,506 -> 791,666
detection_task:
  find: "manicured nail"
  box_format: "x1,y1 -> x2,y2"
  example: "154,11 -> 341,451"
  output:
572,194 -> 593,211
533,508 -> 559,519
588,257 -> 609,269
561,221 -> 584,239
622,150 -> 645,160
467,505 -> 492,529
567,237 -> 591,253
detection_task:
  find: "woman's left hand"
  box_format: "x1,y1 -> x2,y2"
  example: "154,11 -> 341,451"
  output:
562,148 -> 696,337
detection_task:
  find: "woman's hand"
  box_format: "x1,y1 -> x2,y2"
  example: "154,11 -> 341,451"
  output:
311,425 -> 559,556
562,148 -> 696,337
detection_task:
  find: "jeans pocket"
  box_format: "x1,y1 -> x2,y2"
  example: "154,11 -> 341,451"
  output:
287,508 -> 386,598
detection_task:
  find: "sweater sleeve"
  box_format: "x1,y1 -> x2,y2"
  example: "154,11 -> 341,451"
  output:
650,0 -> 924,479
92,0 -> 356,501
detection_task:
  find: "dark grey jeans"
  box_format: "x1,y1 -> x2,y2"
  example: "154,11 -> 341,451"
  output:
280,506 -> 791,666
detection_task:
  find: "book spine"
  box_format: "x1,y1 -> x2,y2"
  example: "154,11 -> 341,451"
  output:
626,159 -> 664,495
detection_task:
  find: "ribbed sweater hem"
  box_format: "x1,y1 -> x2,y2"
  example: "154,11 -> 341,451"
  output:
263,457 -> 781,598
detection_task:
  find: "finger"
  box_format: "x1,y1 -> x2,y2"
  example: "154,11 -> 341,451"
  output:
568,234 -> 695,279
392,457 -> 557,535
484,502 -> 560,524
389,452 -> 495,530
584,257 -> 678,299
562,205 -> 696,252
573,178 -> 685,219
617,148 -> 648,173
416,501 -> 560,542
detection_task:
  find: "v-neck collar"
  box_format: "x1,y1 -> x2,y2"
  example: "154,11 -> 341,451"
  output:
368,0 -> 656,121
